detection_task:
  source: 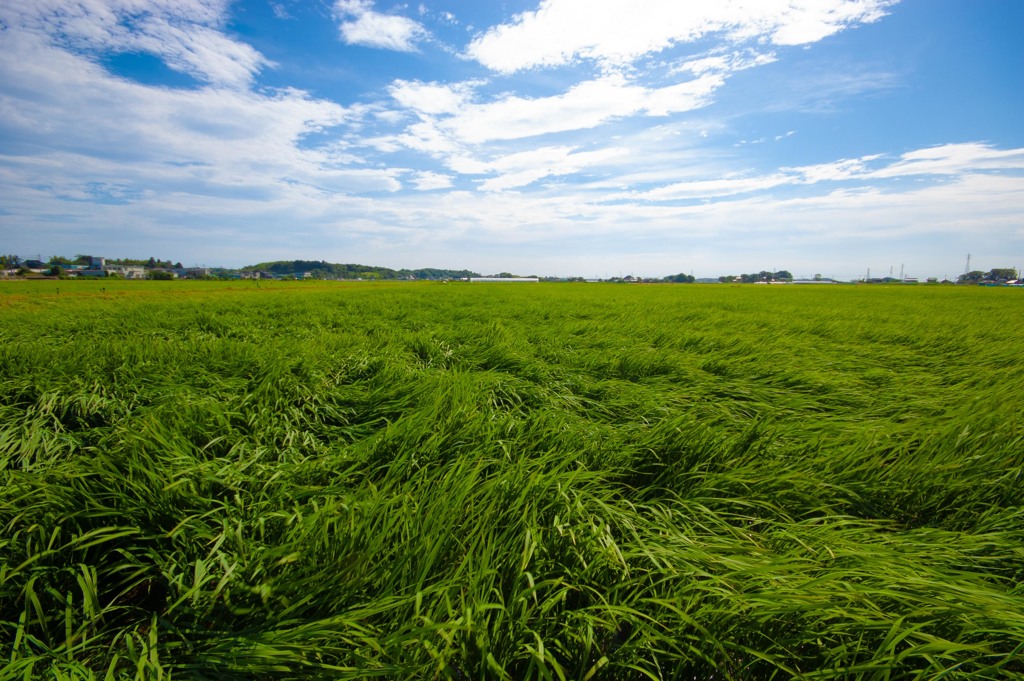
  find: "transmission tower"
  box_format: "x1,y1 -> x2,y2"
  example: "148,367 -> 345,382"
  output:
963,253 -> 971,277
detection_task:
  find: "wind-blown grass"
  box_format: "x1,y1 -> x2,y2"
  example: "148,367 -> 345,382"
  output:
1,280 -> 1022,679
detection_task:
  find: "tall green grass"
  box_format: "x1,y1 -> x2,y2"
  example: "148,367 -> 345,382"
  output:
1,281 -> 1022,679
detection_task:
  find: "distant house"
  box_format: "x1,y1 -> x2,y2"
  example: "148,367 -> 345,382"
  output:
469,277 -> 540,283
106,265 -> 146,279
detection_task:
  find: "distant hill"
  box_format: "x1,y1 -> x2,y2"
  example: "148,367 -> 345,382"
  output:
241,260 -> 480,281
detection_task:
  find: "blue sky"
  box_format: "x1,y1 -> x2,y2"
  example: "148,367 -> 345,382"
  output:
1,0 -> 1021,279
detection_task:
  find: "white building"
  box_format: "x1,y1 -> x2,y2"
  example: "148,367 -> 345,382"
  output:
105,266 -> 146,279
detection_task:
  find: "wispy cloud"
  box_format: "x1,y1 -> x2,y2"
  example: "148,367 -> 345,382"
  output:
467,0 -> 896,73
623,143 -> 1024,203
374,72 -> 726,192
636,174 -> 792,201
410,171 -> 454,190
386,73 -> 723,148
2,0 -> 269,87
472,145 -> 628,192
674,49 -> 778,77
335,0 -> 428,52
866,143 -> 1024,178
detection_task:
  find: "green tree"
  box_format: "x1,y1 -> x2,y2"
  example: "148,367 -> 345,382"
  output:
987,268 -> 1017,281
958,271 -> 986,284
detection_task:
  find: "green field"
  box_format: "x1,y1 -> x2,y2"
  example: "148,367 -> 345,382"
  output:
2,280 -> 1022,679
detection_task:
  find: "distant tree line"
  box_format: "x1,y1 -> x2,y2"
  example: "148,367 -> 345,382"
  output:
718,270 -> 793,283
242,260 -> 481,280
958,268 -> 1017,284
602,273 -> 695,283
107,257 -> 183,269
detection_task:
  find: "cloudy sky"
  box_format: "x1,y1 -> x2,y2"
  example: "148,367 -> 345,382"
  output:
1,0 -> 1021,278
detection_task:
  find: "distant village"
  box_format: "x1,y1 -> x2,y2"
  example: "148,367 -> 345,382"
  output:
0,255 -> 1019,286
1,255 -> 217,280
0,255 -> 465,281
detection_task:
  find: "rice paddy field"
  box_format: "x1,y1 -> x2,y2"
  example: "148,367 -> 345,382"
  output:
1,279 -> 1023,680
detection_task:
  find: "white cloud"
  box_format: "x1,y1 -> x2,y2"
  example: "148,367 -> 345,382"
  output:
474,145 -> 628,191
791,155 -> 882,183
387,73 -> 724,147
410,171 -> 453,190
642,74 -> 725,116
0,0 -> 269,87
384,120 -> 462,155
270,2 -> 293,20
627,143 -> 1024,202
467,0 -> 896,73
447,75 -> 646,142
638,174 -> 792,200
336,0 -> 428,52
0,26 -> 377,209
134,21 -> 269,87
674,50 -> 777,77
388,80 -> 474,116
866,143 -> 1024,178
